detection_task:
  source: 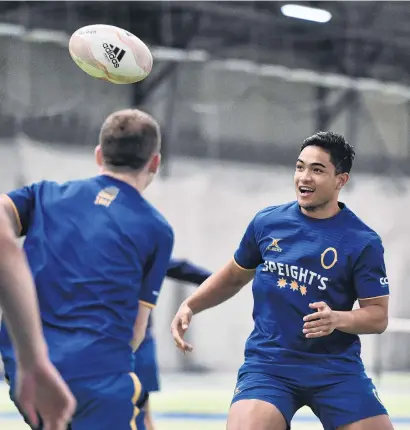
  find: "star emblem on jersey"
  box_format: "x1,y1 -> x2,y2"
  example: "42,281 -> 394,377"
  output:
262,260 -> 329,292
290,281 -> 299,291
267,238 -> 282,252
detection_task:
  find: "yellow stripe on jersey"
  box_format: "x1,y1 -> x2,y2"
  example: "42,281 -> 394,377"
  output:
129,372 -> 142,430
232,257 -> 257,272
130,407 -> 139,430
139,300 -> 155,309
1,194 -> 22,235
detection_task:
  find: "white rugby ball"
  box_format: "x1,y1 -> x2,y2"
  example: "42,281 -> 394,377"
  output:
69,24 -> 153,84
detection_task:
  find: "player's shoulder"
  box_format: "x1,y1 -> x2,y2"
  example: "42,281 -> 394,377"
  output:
22,179 -> 68,194
252,201 -> 296,225
30,177 -> 89,189
144,201 -> 174,240
26,176 -> 125,203
342,204 -> 382,246
35,177 -> 97,196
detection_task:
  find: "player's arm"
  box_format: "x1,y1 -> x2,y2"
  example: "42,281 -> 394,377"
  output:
336,238 -> 389,335
0,186 -> 47,362
0,186 -> 76,429
0,205 -> 76,428
130,303 -> 151,352
166,258 -> 212,285
130,224 -> 174,352
0,204 -> 48,366
304,238 -> 389,337
336,296 -> 388,335
181,259 -> 254,315
171,217 -> 261,351
0,184 -> 36,237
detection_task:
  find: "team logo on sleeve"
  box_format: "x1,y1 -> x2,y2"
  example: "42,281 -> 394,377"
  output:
320,247 -> 338,270
380,277 -> 389,287
266,238 -> 282,252
95,186 -> 119,207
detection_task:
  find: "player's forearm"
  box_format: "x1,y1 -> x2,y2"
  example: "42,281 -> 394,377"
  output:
130,333 -> 145,352
131,304 -> 151,352
335,305 -> 388,335
184,262 -> 248,315
0,231 -> 48,367
130,317 -> 146,351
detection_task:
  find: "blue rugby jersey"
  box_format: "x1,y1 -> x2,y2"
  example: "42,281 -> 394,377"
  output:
0,175 -> 174,380
234,201 -> 389,376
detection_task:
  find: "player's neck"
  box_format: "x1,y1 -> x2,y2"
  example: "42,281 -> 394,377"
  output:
101,170 -> 147,194
300,200 -> 341,219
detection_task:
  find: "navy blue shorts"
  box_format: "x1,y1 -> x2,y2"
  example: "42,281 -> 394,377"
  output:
4,360 -> 148,430
133,336 -> 160,393
231,371 -> 388,430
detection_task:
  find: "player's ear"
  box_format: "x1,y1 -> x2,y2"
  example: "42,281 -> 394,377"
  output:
147,152 -> 161,175
337,173 -> 349,189
95,145 -> 103,168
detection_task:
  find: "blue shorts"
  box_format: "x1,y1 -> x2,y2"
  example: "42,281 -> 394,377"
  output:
133,336 -> 160,393
231,371 -> 388,430
135,409 -> 146,430
4,360 -> 148,430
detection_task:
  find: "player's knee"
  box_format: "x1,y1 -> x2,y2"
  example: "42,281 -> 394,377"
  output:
227,399 -> 287,430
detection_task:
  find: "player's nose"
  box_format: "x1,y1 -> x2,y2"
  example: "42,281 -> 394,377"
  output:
299,173 -> 314,183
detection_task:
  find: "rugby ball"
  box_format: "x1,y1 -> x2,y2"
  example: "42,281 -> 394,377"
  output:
69,24 -> 153,84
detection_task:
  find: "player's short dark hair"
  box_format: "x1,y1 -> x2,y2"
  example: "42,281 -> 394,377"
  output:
300,131 -> 355,174
99,109 -> 161,172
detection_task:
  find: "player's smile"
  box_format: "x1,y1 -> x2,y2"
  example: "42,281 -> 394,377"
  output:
298,186 -> 315,198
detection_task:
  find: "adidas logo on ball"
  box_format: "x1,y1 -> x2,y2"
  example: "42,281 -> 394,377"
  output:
102,43 -> 126,68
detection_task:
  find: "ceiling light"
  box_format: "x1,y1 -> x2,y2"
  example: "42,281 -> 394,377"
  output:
281,4 -> 332,23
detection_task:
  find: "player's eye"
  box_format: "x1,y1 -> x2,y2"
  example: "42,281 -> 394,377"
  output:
296,165 -> 304,171
313,168 -> 323,173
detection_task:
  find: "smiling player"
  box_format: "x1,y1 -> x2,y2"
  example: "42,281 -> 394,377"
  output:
171,131 -> 393,430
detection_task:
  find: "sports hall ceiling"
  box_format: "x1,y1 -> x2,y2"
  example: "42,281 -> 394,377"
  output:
0,1 -> 409,87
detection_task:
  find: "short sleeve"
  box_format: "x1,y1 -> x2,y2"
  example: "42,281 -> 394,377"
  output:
353,238 -> 390,300
3,184 -> 37,236
234,217 -> 262,270
139,224 -> 174,308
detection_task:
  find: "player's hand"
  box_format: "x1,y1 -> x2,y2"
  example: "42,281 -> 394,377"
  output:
170,303 -> 193,353
303,302 -> 339,338
15,358 -> 76,430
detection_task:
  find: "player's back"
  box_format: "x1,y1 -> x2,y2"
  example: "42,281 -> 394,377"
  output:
0,175 -> 174,380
